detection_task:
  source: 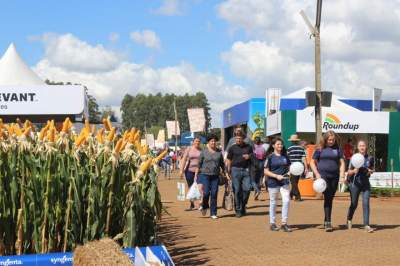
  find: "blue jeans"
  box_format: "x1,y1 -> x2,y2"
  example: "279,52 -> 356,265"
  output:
200,174 -> 219,216
347,183 -> 371,226
231,167 -> 251,213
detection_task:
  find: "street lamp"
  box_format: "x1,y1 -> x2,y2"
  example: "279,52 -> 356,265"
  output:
300,0 -> 323,144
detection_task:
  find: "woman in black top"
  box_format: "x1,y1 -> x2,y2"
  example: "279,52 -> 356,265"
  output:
346,140 -> 374,233
264,138 -> 292,232
310,130 -> 345,232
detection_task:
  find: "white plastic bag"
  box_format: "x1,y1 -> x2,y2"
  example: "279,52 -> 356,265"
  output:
186,182 -> 201,201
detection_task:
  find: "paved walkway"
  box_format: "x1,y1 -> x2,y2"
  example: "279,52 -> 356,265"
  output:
157,176 -> 400,266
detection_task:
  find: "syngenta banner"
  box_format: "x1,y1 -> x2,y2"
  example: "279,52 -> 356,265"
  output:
322,113 -> 360,131
296,109 -> 389,134
0,86 -> 85,115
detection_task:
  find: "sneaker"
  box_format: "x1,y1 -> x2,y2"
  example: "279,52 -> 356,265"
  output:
201,208 -> 207,216
211,215 -> 218,220
198,206 -> 203,211
281,224 -> 292,233
235,212 -> 242,218
254,191 -> 261,201
347,220 -> 352,230
270,224 -> 280,231
365,225 -> 374,233
325,222 -> 333,232
241,208 -> 247,216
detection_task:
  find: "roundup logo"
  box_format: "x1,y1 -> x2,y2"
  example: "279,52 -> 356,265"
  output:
323,113 -> 359,131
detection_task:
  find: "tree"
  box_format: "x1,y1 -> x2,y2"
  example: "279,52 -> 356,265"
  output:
45,79 -> 101,123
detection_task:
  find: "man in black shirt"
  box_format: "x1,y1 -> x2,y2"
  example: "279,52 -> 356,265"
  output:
226,132 -> 253,217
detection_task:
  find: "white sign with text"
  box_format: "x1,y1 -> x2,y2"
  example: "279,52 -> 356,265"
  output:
0,85 -> 85,115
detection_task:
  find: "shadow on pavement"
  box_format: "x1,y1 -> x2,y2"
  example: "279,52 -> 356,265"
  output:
158,215 -> 212,265
292,224 -> 322,230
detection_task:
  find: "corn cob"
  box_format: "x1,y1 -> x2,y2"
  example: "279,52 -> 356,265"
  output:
107,127 -> 116,142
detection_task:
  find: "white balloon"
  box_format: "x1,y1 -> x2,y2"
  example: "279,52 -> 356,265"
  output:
351,153 -> 365,169
313,178 -> 327,193
290,162 -> 304,176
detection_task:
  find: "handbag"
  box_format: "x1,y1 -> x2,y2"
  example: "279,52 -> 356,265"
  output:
218,175 -> 226,186
222,181 -> 234,211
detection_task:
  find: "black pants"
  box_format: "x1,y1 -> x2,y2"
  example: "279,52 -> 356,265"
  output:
323,178 -> 339,222
185,170 -> 196,208
290,175 -> 301,200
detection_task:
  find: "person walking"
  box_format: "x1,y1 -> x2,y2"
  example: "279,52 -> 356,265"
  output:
346,140 -> 375,233
264,137 -> 292,232
195,134 -> 226,219
180,137 -> 202,211
287,134 -> 307,201
344,138 -> 354,169
226,131 -> 253,218
252,136 -> 266,200
310,130 -> 346,232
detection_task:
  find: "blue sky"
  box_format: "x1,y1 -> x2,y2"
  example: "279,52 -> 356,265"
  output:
1,0 -> 400,127
0,0 -> 244,81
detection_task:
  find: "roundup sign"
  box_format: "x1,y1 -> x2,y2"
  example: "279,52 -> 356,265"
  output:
322,113 -> 360,131
296,109 -> 389,134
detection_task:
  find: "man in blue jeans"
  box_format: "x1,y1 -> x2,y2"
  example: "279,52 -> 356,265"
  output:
226,132 -> 253,218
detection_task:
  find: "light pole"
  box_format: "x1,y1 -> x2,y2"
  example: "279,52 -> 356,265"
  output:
300,0 -> 323,144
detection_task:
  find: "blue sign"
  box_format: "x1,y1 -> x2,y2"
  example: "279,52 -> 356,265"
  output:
0,246 -> 174,266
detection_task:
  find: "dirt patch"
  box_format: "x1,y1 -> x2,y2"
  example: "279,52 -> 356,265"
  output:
158,175 -> 400,266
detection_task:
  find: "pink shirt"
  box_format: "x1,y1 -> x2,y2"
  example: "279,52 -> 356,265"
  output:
254,144 -> 266,160
184,147 -> 201,172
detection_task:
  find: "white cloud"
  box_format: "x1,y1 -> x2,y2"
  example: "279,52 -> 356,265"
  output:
33,33 -> 246,127
37,33 -> 122,73
154,0 -> 182,16
218,0 -> 400,99
130,30 -> 161,50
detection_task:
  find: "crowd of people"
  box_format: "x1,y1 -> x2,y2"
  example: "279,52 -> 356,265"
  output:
175,127 -> 375,233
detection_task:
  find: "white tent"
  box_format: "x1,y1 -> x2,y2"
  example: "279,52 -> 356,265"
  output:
0,43 -> 44,86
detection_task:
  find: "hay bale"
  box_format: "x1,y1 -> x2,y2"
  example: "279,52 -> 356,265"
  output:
73,238 -> 134,266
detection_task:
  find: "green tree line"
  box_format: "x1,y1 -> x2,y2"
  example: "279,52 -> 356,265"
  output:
121,92 -> 211,133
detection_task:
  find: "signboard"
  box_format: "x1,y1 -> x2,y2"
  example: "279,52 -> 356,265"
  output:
166,121 -> 180,138
145,134 -> 155,148
266,111 -> 281,136
187,108 -> 205,132
0,85 -> 85,115
0,246 -> 174,266
373,88 -> 382,111
369,172 -> 400,188
266,88 -> 281,115
296,110 -> 389,134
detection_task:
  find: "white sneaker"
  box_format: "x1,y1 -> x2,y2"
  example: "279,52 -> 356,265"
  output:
365,225 -> 374,233
211,215 -> 218,219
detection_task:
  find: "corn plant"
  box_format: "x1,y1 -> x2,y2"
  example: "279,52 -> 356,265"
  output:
0,118 -> 166,256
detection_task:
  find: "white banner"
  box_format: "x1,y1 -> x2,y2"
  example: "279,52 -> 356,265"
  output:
166,120 -> 180,138
145,134 -> 155,148
296,109 -> 389,134
373,88 -> 383,112
0,85 -> 85,115
266,111 -> 281,136
266,88 -> 281,115
370,172 -> 400,188
187,108 -> 205,132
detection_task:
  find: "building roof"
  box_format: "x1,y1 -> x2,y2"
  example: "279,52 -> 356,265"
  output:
0,43 -> 44,86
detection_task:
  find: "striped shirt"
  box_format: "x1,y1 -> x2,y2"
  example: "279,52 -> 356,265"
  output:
287,145 -> 306,163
